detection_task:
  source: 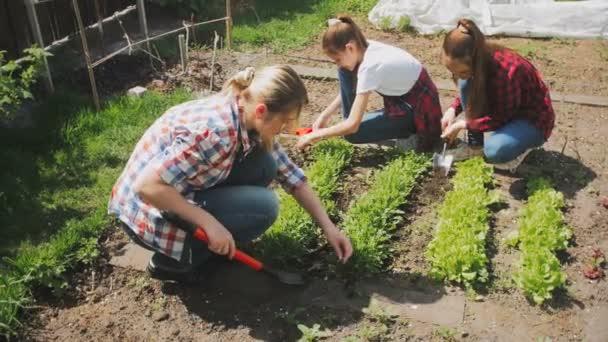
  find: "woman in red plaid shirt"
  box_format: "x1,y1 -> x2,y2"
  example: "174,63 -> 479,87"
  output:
109,65 -> 352,282
296,15 -> 442,152
440,19 -> 555,172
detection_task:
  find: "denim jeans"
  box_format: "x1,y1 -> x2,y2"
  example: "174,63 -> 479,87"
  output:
123,147 -> 279,268
339,68 -> 416,144
458,79 -> 545,163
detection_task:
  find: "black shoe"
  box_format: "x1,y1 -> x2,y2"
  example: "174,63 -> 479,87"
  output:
147,253 -> 200,284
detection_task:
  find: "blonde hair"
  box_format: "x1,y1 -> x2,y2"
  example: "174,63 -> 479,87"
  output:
223,65 -> 309,149
322,15 -> 368,55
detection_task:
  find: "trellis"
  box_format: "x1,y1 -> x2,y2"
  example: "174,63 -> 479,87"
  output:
23,0 -> 233,110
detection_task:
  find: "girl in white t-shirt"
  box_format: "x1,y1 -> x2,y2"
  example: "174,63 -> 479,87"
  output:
297,15 -> 442,151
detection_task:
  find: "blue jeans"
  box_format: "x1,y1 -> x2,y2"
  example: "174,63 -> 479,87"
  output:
123,147 -> 279,267
339,68 -> 416,144
458,79 -> 545,163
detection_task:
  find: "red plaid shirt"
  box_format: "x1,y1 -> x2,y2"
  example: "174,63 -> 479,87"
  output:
108,94 -> 306,260
451,49 -> 555,140
383,68 -> 442,151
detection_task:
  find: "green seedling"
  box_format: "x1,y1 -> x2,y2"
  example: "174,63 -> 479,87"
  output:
297,323 -> 333,342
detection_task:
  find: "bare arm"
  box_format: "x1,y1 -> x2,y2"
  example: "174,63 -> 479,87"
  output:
134,166 -> 237,258
299,92 -> 369,149
290,182 -> 352,262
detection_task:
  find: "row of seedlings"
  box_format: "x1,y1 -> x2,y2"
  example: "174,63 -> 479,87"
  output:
256,139 -> 354,264
509,177 -> 571,304
342,151 -> 430,273
425,158 -> 497,289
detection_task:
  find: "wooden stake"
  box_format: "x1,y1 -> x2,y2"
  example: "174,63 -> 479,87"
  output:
178,34 -> 187,71
73,0 -> 100,111
226,0 -> 232,49
24,0 -> 54,93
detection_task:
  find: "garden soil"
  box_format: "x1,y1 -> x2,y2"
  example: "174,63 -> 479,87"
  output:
21,27 -> 608,341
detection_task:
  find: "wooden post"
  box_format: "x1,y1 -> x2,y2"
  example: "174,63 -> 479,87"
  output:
178,34 -> 187,71
24,0 -> 54,93
137,0 -> 152,53
93,0 -> 105,54
73,0 -> 100,111
225,0 -> 232,50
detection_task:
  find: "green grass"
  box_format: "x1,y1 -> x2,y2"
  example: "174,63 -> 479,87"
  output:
343,151 -> 430,274
425,158 -> 497,289
0,90 -> 192,337
511,178 -> 570,305
232,0 -> 377,51
256,139 -> 353,264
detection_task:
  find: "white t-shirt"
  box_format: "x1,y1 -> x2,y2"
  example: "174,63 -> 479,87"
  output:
356,40 -> 422,96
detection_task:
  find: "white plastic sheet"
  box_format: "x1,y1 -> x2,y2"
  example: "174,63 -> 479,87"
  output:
369,0 -> 608,38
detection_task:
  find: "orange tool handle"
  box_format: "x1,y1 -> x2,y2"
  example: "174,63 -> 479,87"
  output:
193,227 -> 263,271
295,127 -> 313,136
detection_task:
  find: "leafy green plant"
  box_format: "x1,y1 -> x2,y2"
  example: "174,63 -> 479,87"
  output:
343,152 -> 430,273
511,177 -> 570,304
257,139 -> 353,264
0,274 -> 31,338
297,323 -> 333,342
0,46 -> 51,118
426,158 -> 496,289
378,16 -> 393,32
397,16 -> 413,33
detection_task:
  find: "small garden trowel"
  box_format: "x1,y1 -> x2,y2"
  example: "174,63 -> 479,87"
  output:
432,141 -> 454,176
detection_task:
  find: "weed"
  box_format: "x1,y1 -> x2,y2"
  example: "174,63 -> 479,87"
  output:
362,305 -> 396,327
434,326 -> 457,341
378,17 -> 393,32
397,16 -> 413,33
297,323 -> 333,342
127,275 -> 150,290
358,322 -> 390,341
513,42 -> 542,59
150,296 -> 167,312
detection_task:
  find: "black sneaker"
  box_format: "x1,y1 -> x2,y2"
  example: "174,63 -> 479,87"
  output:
147,253 -> 200,284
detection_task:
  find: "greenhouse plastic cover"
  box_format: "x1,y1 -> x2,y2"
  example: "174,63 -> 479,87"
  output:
369,0 -> 608,38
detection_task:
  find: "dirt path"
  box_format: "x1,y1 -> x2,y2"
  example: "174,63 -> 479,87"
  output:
23,30 -> 608,341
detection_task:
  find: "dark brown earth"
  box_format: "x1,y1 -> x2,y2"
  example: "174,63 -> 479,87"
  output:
21,24 -> 608,342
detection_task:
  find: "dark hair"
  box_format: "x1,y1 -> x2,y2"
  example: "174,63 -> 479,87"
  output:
442,19 -> 505,118
322,15 -> 368,55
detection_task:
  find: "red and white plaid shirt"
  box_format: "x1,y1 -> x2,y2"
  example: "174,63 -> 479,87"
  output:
451,49 -> 555,140
108,94 -> 306,260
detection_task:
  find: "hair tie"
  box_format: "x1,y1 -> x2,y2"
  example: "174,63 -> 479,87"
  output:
327,18 -> 341,26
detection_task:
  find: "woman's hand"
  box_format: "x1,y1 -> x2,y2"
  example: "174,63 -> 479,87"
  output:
203,223 -> 236,259
324,227 -> 353,263
296,132 -> 320,150
312,113 -> 331,131
441,107 -> 456,132
441,119 -> 466,144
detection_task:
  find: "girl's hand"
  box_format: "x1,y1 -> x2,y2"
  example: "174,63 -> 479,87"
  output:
324,227 -> 353,263
441,119 -> 466,144
296,133 -> 319,150
203,223 -> 236,259
312,114 -> 330,131
441,107 -> 456,132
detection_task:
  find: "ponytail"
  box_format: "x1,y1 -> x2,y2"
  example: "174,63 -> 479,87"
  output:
222,65 -> 309,150
222,66 -> 256,95
443,19 -> 505,118
322,14 -> 368,55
